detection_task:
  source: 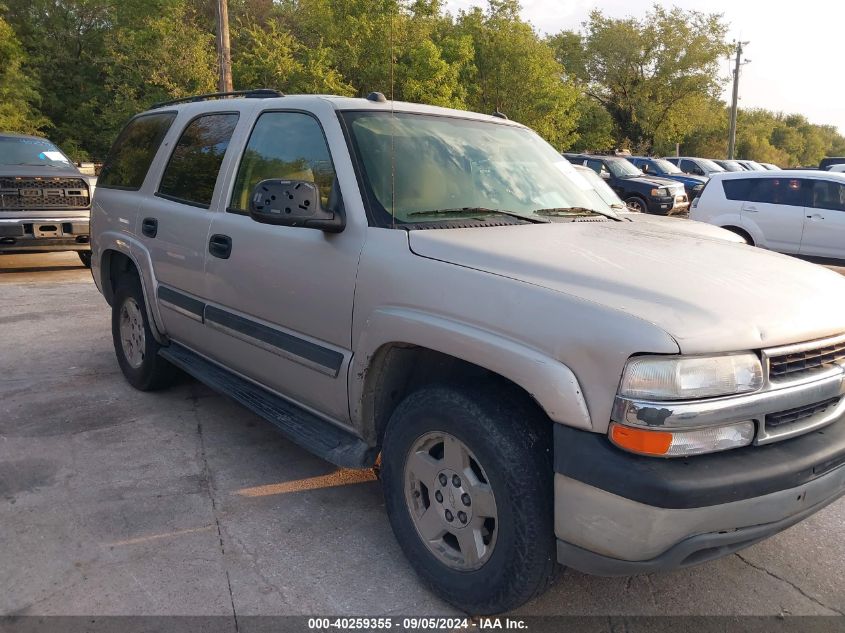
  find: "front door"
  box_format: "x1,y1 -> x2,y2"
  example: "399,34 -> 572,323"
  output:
202,110 -> 366,423
800,178 -> 845,259
140,112 -> 240,349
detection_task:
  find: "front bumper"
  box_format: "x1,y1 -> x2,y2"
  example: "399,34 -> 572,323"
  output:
647,194 -> 689,215
553,411 -> 845,574
0,216 -> 90,253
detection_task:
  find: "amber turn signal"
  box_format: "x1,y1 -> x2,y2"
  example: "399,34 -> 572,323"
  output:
609,423 -> 672,456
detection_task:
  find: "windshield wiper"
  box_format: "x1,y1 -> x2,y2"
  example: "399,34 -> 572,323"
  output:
407,207 -> 549,223
533,207 -> 621,221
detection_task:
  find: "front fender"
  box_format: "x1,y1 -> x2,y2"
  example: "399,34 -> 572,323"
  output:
349,307 -> 592,431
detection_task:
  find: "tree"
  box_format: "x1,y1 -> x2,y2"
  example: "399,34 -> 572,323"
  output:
557,6 -> 731,151
232,18 -> 353,95
456,0 -> 580,148
0,12 -> 47,134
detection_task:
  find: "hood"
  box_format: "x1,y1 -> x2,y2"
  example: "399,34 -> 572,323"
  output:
663,173 -> 707,186
0,164 -> 84,179
624,174 -> 682,189
408,222 -> 845,353
616,213 -> 744,243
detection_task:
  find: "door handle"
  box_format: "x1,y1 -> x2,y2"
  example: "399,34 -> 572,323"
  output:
141,217 -> 158,238
744,205 -> 758,213
806,213 -> 824,220
208,234 -> 232,259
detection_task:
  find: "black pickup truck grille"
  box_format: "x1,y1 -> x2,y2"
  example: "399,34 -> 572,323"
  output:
0,177 -> 90,210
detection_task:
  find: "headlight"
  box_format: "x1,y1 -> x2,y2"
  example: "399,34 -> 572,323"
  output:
609,421 -> 755,457
650,187 -> 668,197
619,353 -> 763,400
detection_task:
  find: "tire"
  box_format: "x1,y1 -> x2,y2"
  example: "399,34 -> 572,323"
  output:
624,196 -> 649,213
724,226 -> 754,246
381,382 -> 557,614
111,272 -> 177,391
78,250 -> 92,268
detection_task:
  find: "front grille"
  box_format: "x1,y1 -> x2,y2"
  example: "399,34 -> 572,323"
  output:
765,397 -> 841,428
0,177 -> 90,210
768,338 -> 845,379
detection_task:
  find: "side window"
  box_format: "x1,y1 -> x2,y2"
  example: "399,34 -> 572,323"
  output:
749,178 -> 807,206
585,159 -> 609,177
98,112 -> 176,190
158,113 -> 239,208
722,179 -> 755,201
811,180 -> 845,211
230,112 -> 336,213
682,160 -> 703,175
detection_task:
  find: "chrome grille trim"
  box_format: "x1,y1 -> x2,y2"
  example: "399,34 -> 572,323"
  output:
764,332 -> 845,383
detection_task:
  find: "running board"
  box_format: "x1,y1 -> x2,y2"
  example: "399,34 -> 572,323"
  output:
159,343 -> 377,468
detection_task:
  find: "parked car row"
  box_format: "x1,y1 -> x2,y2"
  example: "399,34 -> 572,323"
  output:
563,153 -> 689,214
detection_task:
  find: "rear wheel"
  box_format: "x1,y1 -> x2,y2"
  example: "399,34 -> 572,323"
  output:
381,383 -> 556,614
78,251 -> 92,268
724,226 -> 754,245
111,273 -> 177,391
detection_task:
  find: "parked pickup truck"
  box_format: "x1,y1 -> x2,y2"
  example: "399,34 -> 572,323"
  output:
0,133 -> 95,266
563,153 -> 689,215
92,91 -> 845,614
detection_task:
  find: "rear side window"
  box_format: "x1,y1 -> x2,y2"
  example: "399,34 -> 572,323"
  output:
748,178 -> 807,206
98,112 -> 176,190
229,112 -> 335,212
158,113 -> 239,208
722,179 -> 755,201
811,180 -> 845,211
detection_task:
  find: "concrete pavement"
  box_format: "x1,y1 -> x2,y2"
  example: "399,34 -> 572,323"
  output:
1,252 -> 844,618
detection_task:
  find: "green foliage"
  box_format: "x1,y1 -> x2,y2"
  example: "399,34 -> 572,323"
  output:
557,6 -> 731,151
2,0 -> 844,165
456,1 -> 579,147
0,12 -> 47,134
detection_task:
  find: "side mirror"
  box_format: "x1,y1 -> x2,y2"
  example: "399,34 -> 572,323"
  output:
600,171 -> 610,180
248,179 -> 345,233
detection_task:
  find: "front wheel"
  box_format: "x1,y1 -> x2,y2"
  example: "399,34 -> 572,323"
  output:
111,273 -> 178,391
624,196 -> 648,213
381,383 -> 556,614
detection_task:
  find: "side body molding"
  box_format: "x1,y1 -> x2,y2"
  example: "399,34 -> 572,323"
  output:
349,307 -> 592,432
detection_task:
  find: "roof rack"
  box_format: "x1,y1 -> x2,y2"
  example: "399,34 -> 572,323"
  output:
151,89 -> 284,109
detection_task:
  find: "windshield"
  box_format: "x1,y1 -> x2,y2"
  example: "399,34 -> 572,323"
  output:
718,160 -> 745,172
342,112 -> 618,224
575,167 -> 624,207
650,158 -> 681,174
606,158 -> 642,178
698,158 -> 725,173
0,136 -> 73,167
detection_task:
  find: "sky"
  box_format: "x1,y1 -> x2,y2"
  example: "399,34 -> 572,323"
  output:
444,0 -> 845,134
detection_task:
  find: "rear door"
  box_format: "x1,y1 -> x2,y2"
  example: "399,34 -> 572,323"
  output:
139,111 -> 239,348
740,177 -> 807,253
800,178 -> 845,259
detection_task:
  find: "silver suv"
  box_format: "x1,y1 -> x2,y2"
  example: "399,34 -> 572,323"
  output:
91,91 -> 845,614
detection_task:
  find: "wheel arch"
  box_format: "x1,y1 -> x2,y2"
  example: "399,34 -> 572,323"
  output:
350,310 -> 593,446
99,245 -> 167,343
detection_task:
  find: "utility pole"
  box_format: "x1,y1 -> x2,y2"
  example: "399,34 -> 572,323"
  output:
727,40 -> 750,160
215,0 -> 233,93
